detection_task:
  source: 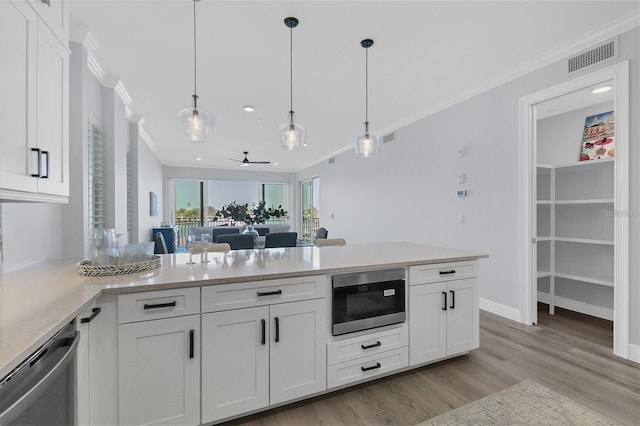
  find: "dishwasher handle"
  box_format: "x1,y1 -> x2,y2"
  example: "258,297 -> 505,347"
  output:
0,328 -> 79,423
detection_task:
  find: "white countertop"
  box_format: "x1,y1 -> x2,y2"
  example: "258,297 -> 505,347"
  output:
0,242 -> 487,378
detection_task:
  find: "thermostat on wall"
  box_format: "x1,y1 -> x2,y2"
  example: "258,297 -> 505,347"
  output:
456,189 -> 467,197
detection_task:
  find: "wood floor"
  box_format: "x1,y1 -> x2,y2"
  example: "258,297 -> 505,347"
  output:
226,306 -> 640,425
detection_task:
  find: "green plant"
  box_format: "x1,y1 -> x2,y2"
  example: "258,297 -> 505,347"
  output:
266,205 -> 288,219
219,201 -> 250,223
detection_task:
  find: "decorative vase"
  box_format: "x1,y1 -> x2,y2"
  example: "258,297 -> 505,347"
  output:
243,224 -> 260,244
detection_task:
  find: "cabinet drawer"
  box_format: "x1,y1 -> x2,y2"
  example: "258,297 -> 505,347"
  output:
118,287 -> 200,324
327,326 -> 408,365
327,347 -> 408,389
409,261 -> 478,285
202,275 -> 326,313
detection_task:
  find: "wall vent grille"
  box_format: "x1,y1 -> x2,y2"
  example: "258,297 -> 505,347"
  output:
328,157 -> 335,164
382,132 -> 396,144
568,40 -> 616,73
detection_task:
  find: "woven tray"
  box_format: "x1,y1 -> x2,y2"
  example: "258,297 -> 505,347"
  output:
76,255 -> 161,277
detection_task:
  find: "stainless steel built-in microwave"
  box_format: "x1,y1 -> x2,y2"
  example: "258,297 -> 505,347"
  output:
332,268 -> 406,336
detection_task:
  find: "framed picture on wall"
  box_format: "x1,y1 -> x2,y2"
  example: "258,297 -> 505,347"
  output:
150,192 -> 158,216
579,111 -> 614,161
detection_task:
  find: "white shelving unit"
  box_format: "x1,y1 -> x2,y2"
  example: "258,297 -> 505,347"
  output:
536,159 -> 614,319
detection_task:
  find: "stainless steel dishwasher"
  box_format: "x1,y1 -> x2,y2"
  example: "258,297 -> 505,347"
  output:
0,322 -> 79,425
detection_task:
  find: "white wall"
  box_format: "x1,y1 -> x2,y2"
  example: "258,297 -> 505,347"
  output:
537,101 -> 614,165
297,27 -> 639,346
132,124 -> 164,244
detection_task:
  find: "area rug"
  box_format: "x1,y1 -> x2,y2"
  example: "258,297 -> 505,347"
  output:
419,379 -> 619,425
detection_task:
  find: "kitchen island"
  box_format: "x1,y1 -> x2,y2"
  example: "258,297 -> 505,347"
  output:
0,242 -> 487,424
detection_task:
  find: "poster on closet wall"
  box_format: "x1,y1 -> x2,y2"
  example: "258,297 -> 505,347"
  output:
579,110 -> 614,161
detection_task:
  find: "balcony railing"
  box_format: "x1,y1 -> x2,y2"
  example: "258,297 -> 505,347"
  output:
302,217 -> 320,242
174,218 -> 288,246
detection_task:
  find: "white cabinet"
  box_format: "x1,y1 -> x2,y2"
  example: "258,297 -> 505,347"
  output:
76,294 -> 119,426
409,262 -> 479,366
34,0 -> 68,44
118,289 -> 201,426
201,277 -> 326,424
0,0 -> 69,202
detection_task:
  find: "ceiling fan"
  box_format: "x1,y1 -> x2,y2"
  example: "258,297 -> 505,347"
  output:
227,151 -> 271,167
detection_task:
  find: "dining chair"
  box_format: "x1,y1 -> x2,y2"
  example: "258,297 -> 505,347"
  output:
314,227 -> 328,241
254,227 -> 270,236
264,232 -> 298,248
155,232 -> 168,254
216,234 -> 254,250
212,227 -> 240,243
315,238 -> 346,247
208,243 -> 231,253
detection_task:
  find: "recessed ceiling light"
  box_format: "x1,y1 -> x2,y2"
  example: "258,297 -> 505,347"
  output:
243,105 -> 255,112
592,86 -> 612,94
272,163 -> 278,166
195,157 -> 202,161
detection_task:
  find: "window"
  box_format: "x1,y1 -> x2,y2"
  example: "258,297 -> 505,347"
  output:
301,177 -> 319,242
88,112 -> 105,232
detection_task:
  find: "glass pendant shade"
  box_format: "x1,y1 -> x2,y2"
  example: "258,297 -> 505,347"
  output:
177,106 -> 213,142
278,112 -> 305,150
355,124 -> 379,157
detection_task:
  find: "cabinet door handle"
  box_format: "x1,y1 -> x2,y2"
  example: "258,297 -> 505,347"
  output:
31,148 -> 41,177
442,292 -> 447,311
80,307 -> 101,324
40,150 -> 49,179
450,290 -> 455,309
41,0 -> 51,6
189,329 -> 194,359
257,290 -> 282,297
439,270 -> 456,275
361,362 -> 381,372
143,301 -> 177,310
274,317 -> 280,343
261,319 -> 266,345
361,341 -> 382,350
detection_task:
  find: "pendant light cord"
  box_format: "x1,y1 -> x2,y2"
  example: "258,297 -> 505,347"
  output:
192,0 -> 198,108
289,24 -> 294,118
365,46 -> 369,126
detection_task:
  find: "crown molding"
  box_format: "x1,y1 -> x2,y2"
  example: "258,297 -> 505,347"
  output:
138,125 -> 161,159
86,51 -> 107,87
297,12 -> 639,173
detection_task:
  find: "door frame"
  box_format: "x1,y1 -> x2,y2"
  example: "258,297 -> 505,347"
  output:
517,61 -> 629,358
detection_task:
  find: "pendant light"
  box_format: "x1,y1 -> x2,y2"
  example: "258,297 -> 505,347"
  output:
355,39 -> 379,157
177,0 -> 213,142
278,17 -> 306,150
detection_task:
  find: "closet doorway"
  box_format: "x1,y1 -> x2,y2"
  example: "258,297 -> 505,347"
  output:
518,62 -> 630,359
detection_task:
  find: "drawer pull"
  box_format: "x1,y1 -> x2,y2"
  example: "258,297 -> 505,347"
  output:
450,290 -> 455,309
189,329 -> 195,359
143,301 -> 177,310
442,292 -> 447,310
40,150 -> 50,179
80,307 -> 101,323
439,270 -> 456,275
274,317 -> 280,343
31,148 -> 41,177
261,319 -> 266,345
361,362 -> 381,372
257,290 -> 282,297
361,341 -> 382,350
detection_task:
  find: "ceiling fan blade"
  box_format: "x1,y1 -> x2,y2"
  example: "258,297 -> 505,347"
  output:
226,158 -> 242,163
249,161 -> 271,164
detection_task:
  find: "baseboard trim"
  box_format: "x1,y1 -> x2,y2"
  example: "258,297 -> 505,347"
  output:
537,292 -> 613,321
479,298 -> 521,322
628,344 -> 640,364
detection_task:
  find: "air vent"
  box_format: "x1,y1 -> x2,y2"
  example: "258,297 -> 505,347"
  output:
328,157 -> 335,164
568,39 -> 616,73
382,132 -> 396,144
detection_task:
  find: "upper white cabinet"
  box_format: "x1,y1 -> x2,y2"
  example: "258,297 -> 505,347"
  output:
0,0 -> 69,202
34,0 -> 68,44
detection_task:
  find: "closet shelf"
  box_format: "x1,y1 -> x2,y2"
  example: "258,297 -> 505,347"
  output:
554,237 -> 614,245
537,200 -> 552,205
536,236 -> 552,242
553,272 -> 614,287
554,199 -> 614,205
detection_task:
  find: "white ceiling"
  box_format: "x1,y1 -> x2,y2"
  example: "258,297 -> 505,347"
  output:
69,1 -> 639,172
